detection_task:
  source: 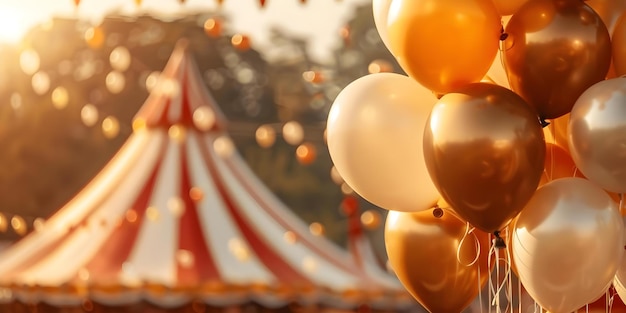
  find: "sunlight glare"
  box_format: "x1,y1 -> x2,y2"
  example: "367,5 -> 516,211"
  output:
0,7 -> 29,44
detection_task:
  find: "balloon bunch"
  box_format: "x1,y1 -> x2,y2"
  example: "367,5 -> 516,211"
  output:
326,0 -> 626,312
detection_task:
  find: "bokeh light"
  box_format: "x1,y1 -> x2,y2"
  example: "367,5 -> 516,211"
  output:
282,121 -> 304,145
19,49 -> 40,75
255,124 -> 276,148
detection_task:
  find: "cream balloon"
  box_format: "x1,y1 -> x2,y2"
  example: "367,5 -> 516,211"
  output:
569,77 -> 626,194
372,0 -> 393,54
485,53 -> 510,89
512,178 -> 623,313
614,215 -> 626,305
327,73 -> 439,212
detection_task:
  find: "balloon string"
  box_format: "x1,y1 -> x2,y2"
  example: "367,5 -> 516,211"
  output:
477,257 -> 484,313
506,227 -> 513,312
609,287 -> 617,313
619,193 -> 624,215
489,240 -> 494,313
489,247 -> 512,310
549,131 -> 555,181
457,222 -> 480,267
499,18 -> 509,42
518,275 -> 522,313
496,247 -> 500,312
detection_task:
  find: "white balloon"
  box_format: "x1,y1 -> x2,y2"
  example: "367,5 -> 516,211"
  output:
372,0 -> 394,54
613,215 -> 626,305
512,178 -> 623,313
327,73 -> 439,212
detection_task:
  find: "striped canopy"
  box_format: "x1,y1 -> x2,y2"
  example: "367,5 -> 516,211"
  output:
0,41 -> 412,311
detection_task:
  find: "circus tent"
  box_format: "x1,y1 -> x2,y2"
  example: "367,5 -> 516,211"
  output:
0,41 -> 413,312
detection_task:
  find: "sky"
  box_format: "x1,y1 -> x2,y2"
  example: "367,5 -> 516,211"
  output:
0,0 -> 371,63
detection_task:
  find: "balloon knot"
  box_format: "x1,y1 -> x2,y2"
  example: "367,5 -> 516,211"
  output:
493,231 -> 506,249
540,119 -> 550,128
433,206 -> 444,218
499,33 -> 509,41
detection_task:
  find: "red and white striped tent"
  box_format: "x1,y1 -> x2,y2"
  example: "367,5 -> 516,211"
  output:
0,42 -> 413,312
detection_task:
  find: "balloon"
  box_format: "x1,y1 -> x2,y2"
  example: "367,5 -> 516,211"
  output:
503,0 -> 612,119
327,73 -> 440,212
586,0 -> 626,35
423,82 -> 545,233
503,221 -> 518,276
613,14 -> 626,76
546,113 -> 570,152
512,178 -> 623,313
385,207 -> 491,313
372,0 -> 393,54
386,0 -> 501,94
539,143 -> 579,186
616,218 -> 626,306
492,0 -> 529,16
485,52 -> 511,89
569,77 -> 626,194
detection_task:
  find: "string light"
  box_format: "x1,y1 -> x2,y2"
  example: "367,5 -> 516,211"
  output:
51,86 -> 69,109
309,222 -> 325,236
231,34 -> 251,51
255,125 -> 276,148
282,121 -> 304,145
31,71 -> 50,95
10,216 -> 27,236
109,46 -> 131,72
81,104 -> 99,127
203,18 -> 223,38
19,49 -> 40,75
105,71 -> 126,94
102,116 -> 120,139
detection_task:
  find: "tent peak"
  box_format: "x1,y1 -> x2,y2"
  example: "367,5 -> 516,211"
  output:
174,38 -> 190,53
132,43 -> 228,132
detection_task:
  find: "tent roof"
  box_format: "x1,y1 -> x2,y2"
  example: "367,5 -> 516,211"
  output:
0,41 -> 411,310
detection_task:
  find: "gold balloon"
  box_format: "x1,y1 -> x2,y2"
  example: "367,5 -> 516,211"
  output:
386,0 -> 501,94
586,0 -> 626,34
492,0 -> 529,16
503,0 -> 612,119
385,208 -> 491,313
546,113 -> 570,152
613,14 -> 626,76
539,143 -> 580,186
423,83 -> 545,233
512,178 -> 623,313
485,52 -> 511,89
569,77 -> 626,194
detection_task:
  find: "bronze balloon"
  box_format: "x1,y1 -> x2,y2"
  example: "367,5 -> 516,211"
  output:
569,77 -> 626,194
423,83 -> 545,233
613,14 -> 626,76
586,0 -> 626,34
503,0 -> 612,119
385,207 -> 491,313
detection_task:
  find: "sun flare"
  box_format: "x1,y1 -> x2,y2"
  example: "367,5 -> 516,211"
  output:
0,7 -> 30,44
